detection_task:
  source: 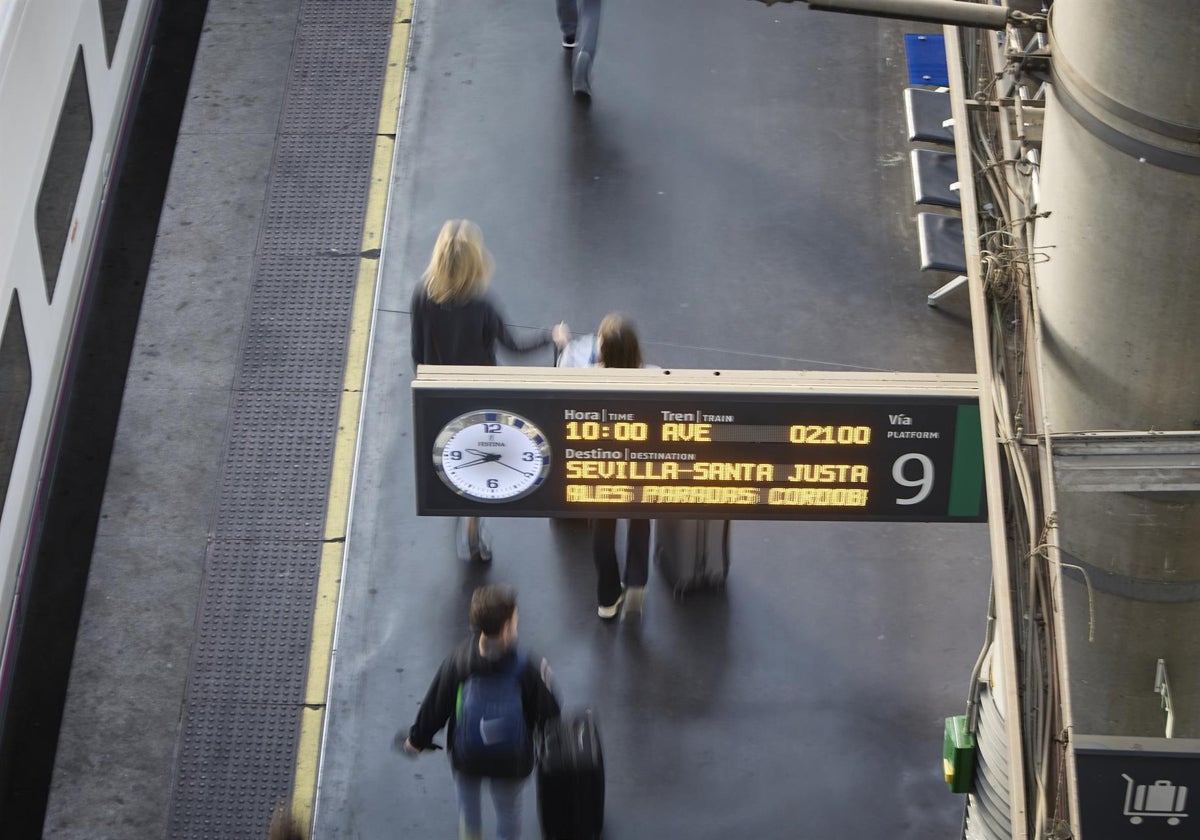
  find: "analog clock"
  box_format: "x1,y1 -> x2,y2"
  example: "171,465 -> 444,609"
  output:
432,410 -> 552,502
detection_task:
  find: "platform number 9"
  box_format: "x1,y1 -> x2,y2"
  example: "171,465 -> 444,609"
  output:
893,453 -> 933,505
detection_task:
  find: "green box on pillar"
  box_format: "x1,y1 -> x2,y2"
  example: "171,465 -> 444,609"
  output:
943,715 -> 976,794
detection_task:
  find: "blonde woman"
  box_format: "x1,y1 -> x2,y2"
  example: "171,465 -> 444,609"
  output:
411,219 -> 567,366
411,220 -> 567,561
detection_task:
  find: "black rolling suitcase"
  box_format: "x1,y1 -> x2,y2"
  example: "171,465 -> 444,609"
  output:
654,519 -> 731,595
535,711 -> 605,839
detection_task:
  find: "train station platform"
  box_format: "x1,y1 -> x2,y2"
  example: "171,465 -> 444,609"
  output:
43,0 -> 988,837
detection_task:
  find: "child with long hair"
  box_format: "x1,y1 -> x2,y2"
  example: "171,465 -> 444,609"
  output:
591,313 -> 650,618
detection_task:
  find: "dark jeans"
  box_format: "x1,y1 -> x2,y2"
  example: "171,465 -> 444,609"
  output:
592,518 -> 649,606
454,772 -> 523,840
557,0 -> 601,56
577,0 -> 601,56
556,0 -> 577,38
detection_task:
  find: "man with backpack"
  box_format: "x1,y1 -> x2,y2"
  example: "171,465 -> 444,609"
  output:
402,584 -> 561,840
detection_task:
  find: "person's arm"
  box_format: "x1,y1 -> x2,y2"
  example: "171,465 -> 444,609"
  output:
487,301 -> 565,354
410,285 -> 427,367
525,654 -> 562,724
404,652 -> 461,752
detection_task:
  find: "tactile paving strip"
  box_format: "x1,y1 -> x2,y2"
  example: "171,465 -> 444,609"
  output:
169,701 -> 304,839
283,0 -> 392,135
213,390 -> 341,540
257,134 -> 375,257
166,0 -> 391,836
236,254 -> 357,391
185,540 -> 322,704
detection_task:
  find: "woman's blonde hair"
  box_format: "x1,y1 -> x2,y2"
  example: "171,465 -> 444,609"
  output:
597,313 -> 642,369
422,219 -> 494,304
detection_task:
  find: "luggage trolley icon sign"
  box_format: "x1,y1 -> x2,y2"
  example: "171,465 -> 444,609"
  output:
1122,774 -> 1188,826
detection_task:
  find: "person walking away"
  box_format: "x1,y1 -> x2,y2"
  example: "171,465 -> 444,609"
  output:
403,584 -> 561,840
410,219 -> 568,560
591,313 -> 652,618
573,0 -> 603,98
557,0 -> 602,98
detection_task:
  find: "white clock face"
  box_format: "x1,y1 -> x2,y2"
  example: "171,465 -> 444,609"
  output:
432,411 -> 552,502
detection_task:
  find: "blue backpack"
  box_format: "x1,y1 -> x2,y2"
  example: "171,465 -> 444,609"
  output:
452,651 -> 533,777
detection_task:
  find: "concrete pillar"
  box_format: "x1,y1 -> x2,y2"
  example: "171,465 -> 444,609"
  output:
1035,0 -> 1200,432
1032,0 -> 1200,736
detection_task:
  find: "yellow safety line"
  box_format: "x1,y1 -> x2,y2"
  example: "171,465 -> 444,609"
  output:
291,1 -> 412,827
378,1 -> 414,136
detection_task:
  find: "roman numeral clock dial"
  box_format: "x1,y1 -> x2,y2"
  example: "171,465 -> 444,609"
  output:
432,411 -> 552,502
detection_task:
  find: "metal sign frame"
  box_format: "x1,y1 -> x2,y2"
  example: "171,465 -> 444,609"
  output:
412,368 -> 985,521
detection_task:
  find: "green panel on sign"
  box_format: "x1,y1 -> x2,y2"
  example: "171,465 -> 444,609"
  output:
948,404 -> 983,517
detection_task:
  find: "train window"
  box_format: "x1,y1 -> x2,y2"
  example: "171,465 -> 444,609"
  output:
35,48 -> 93,304
0,293 -> 32,509
98,0 -> 128,66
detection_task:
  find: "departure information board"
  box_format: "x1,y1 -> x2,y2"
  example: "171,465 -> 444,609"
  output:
412,368 -> 985,521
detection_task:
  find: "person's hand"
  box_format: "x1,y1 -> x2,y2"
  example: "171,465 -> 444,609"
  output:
395,731 -> 420,756
552,322 -> 570,349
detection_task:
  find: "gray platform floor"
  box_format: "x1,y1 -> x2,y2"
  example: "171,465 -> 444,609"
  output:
315,0 -> 986,838
39,0 -> 987,836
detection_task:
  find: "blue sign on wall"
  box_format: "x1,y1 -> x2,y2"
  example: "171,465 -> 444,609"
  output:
904,33 -> 949,87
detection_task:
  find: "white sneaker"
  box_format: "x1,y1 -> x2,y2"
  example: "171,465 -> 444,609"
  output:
467,519 -> 492,563
597,592 -> 624,619
572,50 -> 592,99
623,586 -> 645,616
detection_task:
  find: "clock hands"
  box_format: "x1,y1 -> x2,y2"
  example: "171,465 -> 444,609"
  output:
453,457 -> 491,468
451,453 -> 487,468
434,411 -> 550,502
453,448 -> 533,477
491,458 -> 535,478
466,448 -> 502,461
466,448 -> 536,477
451,448 -> 501,469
